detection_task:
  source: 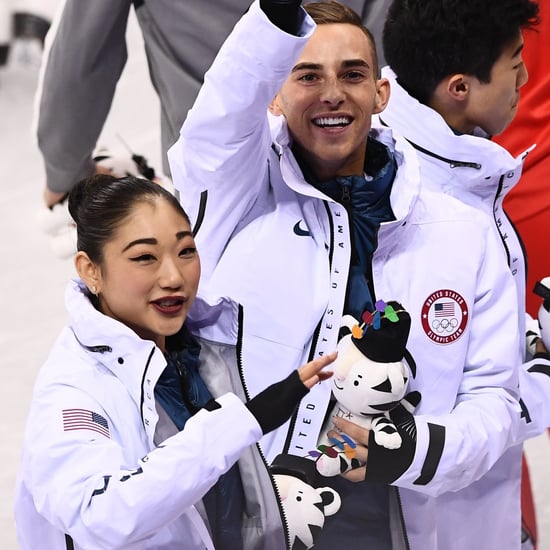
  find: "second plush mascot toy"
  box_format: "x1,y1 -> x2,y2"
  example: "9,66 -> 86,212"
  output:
270,454 -> 341,550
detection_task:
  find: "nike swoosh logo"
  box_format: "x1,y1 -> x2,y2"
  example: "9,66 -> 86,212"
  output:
293,220 -> 312,237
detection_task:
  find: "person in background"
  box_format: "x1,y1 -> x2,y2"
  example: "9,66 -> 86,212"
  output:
14,174 -> 335,549
168,0 -> 528,547
379,1 -> 550,547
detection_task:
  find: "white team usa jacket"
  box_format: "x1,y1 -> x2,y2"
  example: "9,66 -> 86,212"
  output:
168,2 -> 525,548
378,66 -> 550,442
14,279 -> 287,550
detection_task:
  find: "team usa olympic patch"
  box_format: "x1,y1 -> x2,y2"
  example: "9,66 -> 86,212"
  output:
421,289 -> 468,344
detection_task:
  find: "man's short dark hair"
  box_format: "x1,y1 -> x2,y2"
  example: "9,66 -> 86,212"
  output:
383,0 -> 540,104
305,1 -> 380,76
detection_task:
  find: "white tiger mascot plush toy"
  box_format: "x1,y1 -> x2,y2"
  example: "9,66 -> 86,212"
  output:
270,454 -> 341,550
311,300 -> 418,477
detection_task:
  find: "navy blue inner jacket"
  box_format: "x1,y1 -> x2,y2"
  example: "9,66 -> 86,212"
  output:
304,136 -> 397,549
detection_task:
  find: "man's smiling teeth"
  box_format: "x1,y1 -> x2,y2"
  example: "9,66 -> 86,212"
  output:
314,116 -> 351,128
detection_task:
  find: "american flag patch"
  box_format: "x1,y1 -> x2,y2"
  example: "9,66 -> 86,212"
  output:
434,301 -> 455,317
62,409 -> 110,439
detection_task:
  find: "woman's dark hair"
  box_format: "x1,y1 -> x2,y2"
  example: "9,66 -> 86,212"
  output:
383,0 -> 540,105
68,174 -> 190,264
304,1 -> 380,77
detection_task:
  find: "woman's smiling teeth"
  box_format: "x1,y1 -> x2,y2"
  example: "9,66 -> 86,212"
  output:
313,115 -> 351,128
152,297 -> 184,313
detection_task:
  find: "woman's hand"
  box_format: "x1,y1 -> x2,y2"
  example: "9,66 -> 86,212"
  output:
298,351 -> 336,389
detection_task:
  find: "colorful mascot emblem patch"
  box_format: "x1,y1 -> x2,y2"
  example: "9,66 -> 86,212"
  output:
421,289 -> 468,344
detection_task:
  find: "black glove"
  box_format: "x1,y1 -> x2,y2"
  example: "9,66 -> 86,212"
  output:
260,0 -> 302,35
246,370 -> 308,434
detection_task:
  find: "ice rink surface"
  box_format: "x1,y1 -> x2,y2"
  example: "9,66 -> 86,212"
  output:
1,11 -> 549,550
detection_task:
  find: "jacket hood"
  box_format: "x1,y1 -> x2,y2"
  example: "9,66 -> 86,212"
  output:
66,278 -> 143,355
65,279 -> 164,405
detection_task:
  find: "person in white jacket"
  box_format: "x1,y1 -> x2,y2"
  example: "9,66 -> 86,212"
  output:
33,0 -> 390,258
379,1 -> 550,547
14,173 -> 335,550
167,1 -> 531,548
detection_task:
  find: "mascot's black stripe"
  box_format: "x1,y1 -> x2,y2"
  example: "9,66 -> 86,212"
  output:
65,534 -> 74,550
527,363 -> 550,377
413,423 -> 445,486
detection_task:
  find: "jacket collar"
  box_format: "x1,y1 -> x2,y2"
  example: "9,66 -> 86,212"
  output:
67,278 -> 242,357
269,110 -> 420,227
65,280 -> 241,445
65,279 -> 166,415
66,278 -> 149,356
378,66 -> 525,187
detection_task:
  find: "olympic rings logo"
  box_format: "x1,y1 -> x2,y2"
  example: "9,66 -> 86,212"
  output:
421,290 -> 469,344
431,317 -> 459,332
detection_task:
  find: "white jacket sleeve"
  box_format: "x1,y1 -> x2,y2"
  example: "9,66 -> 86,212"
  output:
23,386 -> 261,549
167,0 -> 315,282
518,358 -> 550,439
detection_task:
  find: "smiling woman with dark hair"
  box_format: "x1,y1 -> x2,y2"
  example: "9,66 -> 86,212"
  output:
14,173 -> 334,550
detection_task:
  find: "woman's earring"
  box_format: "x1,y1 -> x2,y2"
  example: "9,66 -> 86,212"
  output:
91,285 -> 98,295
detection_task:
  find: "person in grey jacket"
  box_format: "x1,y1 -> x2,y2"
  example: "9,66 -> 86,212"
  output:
14,173 -> 335,549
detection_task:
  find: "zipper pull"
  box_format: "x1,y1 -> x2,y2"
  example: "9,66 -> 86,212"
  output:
341,184 -> 351,204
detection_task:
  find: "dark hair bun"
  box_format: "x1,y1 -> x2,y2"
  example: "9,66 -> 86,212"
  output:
68,174 -> 117,225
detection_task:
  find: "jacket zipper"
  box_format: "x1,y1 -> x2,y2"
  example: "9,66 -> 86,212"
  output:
395,488 -> 411,550
341,184 -> 351,203
71,329 -> 113,354
173,356 -> 201,413
267,453 -> 292,550
493,175 -> 512,266
139,347 -> 157,430
377,117 -> 482,170
406,140 -> 482,169
235,304 -> 292,549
